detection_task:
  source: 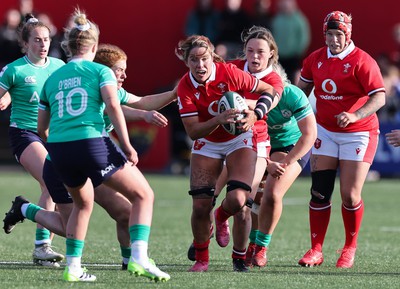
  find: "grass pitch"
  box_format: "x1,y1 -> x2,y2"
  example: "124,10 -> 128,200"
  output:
0,169 -> 399,289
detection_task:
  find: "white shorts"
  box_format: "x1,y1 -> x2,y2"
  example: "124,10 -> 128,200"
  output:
312,124 -> 379,164
191,131 -> 256,159
257,140 -> 270,159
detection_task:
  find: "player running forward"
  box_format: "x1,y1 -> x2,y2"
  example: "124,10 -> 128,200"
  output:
3,43 -> 177,272
0,13 -> 64,267
204,26 -> 284,272
37,8 -> 170,282
176,34 -> 280,272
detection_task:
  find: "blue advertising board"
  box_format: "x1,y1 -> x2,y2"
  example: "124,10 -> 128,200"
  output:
371,122 -> 400,177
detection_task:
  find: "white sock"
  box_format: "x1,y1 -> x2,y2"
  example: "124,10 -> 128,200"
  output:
21,203 -> 30,218
122,257 -> 129,265
67,256 -> 82,276
35,240 -> 51,246
130,240 -> 149,265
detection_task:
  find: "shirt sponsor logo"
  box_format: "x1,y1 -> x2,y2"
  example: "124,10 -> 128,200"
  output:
319,94 -> 344,100
25,76 -> 37,84
269,120 -> 292,130
320,79 -> 343,100
101,163 -> 115,176
207,100 -> 219,116
321,79 -> 337,94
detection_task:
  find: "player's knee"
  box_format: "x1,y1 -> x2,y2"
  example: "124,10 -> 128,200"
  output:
189,187 -> 215,199
226,180 -> 251,194
310,170 -> 336,204
189,187 -> 215,217
225,180 -> 252,211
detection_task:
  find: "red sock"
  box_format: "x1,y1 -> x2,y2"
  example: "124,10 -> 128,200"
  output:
309,201 -> 331,252
232,247 -> 246,260
194,239 -> 210,262
215,205 -> 231,223
342,200 -> 364,248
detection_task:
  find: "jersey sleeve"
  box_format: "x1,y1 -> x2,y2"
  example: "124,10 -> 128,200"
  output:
299,53 -> 315,83
177,76 -> 198,118
355,53 -> 385,96
39,80 -> 50,111
0,65 -> 14,90
99,66 -> 117,88
225,63 -> 258,93
268,72 -> 284,96
117,87 -> 130,104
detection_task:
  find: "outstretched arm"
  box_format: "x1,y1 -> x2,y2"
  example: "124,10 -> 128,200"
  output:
126,86 -> 177,111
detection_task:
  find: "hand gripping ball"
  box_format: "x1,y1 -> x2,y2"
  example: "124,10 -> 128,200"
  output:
217,91 -> 248,135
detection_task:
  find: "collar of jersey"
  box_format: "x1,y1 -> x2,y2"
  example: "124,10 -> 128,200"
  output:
190,62 -> 216,88
24,55 -> 50,68
244,61 -> 273,79
327,41 -> 355,60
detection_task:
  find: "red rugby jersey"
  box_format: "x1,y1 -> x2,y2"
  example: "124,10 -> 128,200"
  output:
178,62 -> 258,142
231,59 -> 284,143
300,42 -> 385,132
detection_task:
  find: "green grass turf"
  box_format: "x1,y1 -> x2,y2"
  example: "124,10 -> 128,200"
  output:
0,170 -> 399,288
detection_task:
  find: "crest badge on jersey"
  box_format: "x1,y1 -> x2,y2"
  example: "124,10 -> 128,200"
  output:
343,63 -> 351,73
217,82 -> 228,94
281,109 -> 292,118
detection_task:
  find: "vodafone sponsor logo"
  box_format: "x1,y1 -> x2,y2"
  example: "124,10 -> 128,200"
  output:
208,100 -> 219,116
319,95 -> 343,100
319,79 -> 343,100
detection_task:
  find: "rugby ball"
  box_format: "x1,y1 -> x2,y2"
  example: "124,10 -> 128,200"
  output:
218,91 -> 248,135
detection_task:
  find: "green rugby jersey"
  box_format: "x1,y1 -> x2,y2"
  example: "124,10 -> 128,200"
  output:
0,56 -> 64,131
39,59 -> 117,142
267,84 -> 314,148
103,87 -> 130,132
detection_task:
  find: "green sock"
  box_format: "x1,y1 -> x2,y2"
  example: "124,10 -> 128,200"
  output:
35,228 -> 51,247
121,246 -> 131,259
255,231 -> 272,247
129,224 -> 150,242
26,203 -> 42,222
249,229 -> 259,243
66,238 -> 84,257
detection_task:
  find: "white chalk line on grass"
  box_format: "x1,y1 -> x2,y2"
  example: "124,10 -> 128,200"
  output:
0,261 -> 120,267
380,227 -> 400,232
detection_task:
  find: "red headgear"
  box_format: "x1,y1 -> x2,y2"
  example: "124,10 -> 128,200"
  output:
323,11 -> 352,44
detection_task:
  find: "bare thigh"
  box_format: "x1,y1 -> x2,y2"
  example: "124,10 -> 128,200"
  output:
19,141 -> 47,184
103,164 -> 153,203
190,154 -> 223,189
339,160 -> 370,206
